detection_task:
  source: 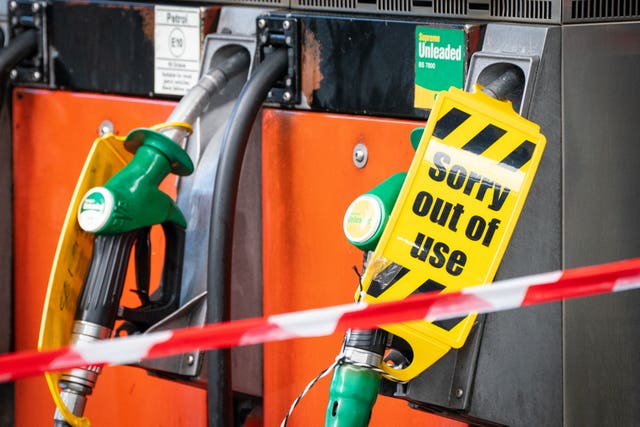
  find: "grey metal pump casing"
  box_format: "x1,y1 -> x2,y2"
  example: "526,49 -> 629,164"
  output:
391,22 -> 640,427
184,0 -> 640,24
0,0 -> 7,47
138,7 -> 272,398
133,7 -> 640,425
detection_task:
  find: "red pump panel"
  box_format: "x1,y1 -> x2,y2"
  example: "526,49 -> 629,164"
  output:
261,108 -> 466,427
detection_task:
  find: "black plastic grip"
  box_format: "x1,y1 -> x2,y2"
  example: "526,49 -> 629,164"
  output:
75,231 -> 139,328
117,221 -> 186,333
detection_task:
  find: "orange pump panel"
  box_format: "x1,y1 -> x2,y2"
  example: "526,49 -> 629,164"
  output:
12,89 -> 206,427
261,108 -> 466,427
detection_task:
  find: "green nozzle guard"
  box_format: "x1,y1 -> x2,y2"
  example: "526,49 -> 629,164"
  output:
325,363 -> 381,427
125,128 -> 194,176
78,129 -> 194,235
410,127 -> 425,151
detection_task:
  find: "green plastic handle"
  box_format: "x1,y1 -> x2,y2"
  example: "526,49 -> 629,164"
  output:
77,129 -> 194,234
325,363 -> 381,427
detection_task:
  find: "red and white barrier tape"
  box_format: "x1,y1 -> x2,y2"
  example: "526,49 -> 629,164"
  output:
2,257 -> 640,383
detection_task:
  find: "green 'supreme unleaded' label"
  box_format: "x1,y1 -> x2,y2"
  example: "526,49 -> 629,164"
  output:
415,27 -> 465,109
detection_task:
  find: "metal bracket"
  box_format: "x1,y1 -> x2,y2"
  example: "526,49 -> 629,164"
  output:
256,14 -> 300,105
8,0 -> 48,85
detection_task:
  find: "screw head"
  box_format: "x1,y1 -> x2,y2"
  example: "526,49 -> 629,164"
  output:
32,70 -> 41,81
285,77 -> 293,87
9,69 -> 18,80
455,388 -> 464,398
352,143 -> 368,168
285,36 -> 293,46
257,18 -> 267,29
186,354 -> 195,366
32,2 -> 41,12
282,91 -> 292,102
98,120 -> 114,136
283,20 -> 291,30
9,1 -> 17,11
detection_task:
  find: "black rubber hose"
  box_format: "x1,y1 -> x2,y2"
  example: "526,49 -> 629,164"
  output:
0,30 -> 38,77
206,49 -> 288,427
0,33 -> 38,427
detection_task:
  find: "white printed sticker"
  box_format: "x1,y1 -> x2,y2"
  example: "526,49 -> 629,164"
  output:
154,6 -> 201,96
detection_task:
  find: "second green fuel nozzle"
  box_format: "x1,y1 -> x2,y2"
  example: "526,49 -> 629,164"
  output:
327,150 -> 413,427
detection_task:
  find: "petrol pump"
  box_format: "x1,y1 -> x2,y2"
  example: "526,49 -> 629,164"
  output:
1,0 -> 640,426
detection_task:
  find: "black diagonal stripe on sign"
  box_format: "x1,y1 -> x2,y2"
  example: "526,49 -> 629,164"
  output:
433,317 -> 465,331
410,279 -> 446,295
461,124 -> 507,155
500,140 -> 535,170
367,262 -> 410,298
433,108 -> 471,140
410,279 -> 463,330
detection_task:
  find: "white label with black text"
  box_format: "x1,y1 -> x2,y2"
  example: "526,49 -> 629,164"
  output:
154,6 -> 201,96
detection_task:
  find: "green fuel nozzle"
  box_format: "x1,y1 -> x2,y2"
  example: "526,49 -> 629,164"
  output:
55,129 -> 193,426
72,128 -> 194,329
327,177 -> 401,427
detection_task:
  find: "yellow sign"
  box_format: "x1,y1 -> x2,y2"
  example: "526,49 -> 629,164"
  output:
38,134 -> 132,427
362,86 -> 546,382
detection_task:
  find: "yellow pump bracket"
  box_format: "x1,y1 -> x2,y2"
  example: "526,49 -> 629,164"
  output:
360,85 -> 546,382
37,122 -> 191,427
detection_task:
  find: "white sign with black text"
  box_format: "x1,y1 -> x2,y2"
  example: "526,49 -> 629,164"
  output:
154,6 -> 201,96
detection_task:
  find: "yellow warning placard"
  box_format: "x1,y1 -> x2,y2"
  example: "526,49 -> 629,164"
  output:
361,86 -> 546,381
38,134 -> 131,351
37,134 -> 131,427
